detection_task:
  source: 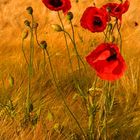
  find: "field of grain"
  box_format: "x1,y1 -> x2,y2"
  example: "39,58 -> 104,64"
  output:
0,0 -> 140,140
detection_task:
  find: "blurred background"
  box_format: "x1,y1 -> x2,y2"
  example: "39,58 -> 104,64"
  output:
0,0 -> 140,58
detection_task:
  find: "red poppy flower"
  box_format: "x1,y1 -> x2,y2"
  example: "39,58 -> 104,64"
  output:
101,0 -> 130,21
42,0 -> 71,14
86,43 -> 127,81
80,7 -> 109,33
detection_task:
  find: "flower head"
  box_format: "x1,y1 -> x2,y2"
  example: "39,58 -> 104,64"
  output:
86,43 -> 127,81
42,0 -> 71,14
102,0 -> 130,21
80,7 -> 109,33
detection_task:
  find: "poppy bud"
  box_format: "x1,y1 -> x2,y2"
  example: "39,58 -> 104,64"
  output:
67,12 -> 73,21
108,23 -> 112,31
22,30 -> 28,40
33,22 -> 38,29
24,20 -> 30,27
26,6 -> 33,15
8,75 -> 14,87
40,41 -> 47,49
51,24 -> 63,32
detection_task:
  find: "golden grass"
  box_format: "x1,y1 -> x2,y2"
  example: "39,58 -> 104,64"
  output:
0,0 -> 140,139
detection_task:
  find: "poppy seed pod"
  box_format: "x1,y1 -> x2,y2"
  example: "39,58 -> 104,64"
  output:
51,24 -> 63,32
26,6 -> 33,15
24,20 -> 30,27
40,41 -> 47,49
67,12 -> 73,21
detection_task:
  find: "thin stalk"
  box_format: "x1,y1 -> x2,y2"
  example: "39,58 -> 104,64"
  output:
117,21 -> 122,53
21,39 -> 29,65
62,30 -> 86,73
103,31 -> 109,42
88,97 -> 94,140
45,49 -> 57,86
26,18 -> 34,117
57,12 -> 81,94
111,19 -> 118,34
29,27 -> 34,76
34,28 -> 47,117
57,12 -> 73,74
88,76 -> 98,140
45,48 -> 87,140
69,21 -> 81,74
35,28 -> 46,75
104,82 -> 111,140
29,14 -> 35,75
57,11 -> 87,139
69,20 -> 87,73
43,49 -> 46,76
36,26 -> 86,139
109,83 -> 115,112
104,25 -> 110,42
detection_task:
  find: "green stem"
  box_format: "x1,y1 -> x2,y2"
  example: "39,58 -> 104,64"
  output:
45,48 -> 87,139
62,30 -> 86,73
43,49 -> 46,76
69,20 -> 87,74
57,12 -> 73,74
104,25 -> 110,42
88,77 -> 98,140
29,27 -> 34,76
103,31 -> 109,42
26,18 -> 34,117
117,21 -> 122,53
21,39 -> 29,65
69,21 -> 81,74
111,20 -> 118,34
45,49 -> 57,86
104,82 -> 111,140
34,28 -> 46,76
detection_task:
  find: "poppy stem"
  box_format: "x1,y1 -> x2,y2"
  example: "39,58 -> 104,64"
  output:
45,48 -> 87,140
21,39 -> 29,66
26,26 -> 34,120
35,28 -> 46,76
57,12 -> 73,74
111,20 -> 118,34
69,21 -> 81,75
25,14 -> 34,121
103,31 -> 109,42
104,82 -> 111,140
57,12 -> 87,139
104,25 -> 110,42
87,76 -> 98,140
69,20 -> 87,74
62,29 -> 87,74
116,21 -> 122,53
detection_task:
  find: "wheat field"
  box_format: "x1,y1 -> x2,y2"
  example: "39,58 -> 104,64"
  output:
0,0 -> 140,140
